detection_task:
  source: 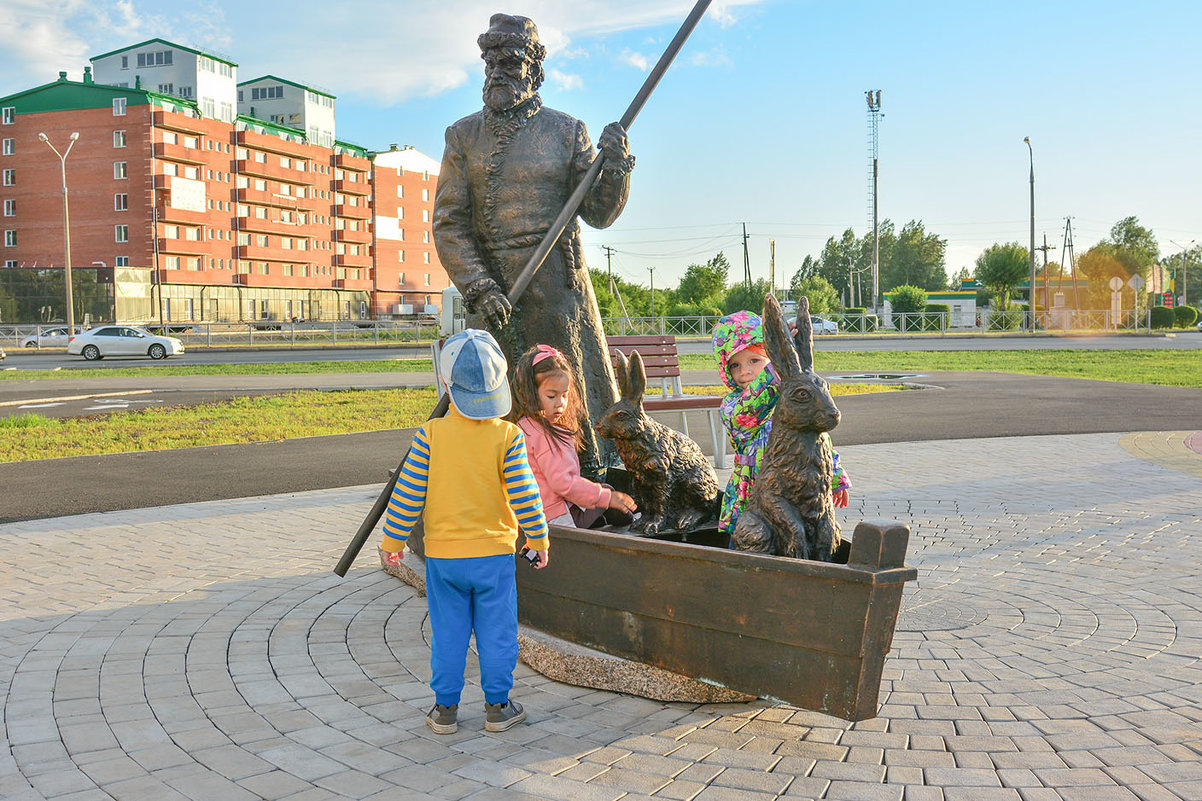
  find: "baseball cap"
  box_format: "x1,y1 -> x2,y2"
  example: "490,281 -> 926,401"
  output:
439,329 -> 511,420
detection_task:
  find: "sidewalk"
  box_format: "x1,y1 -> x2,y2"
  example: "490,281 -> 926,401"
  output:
2,432 -> 1201,800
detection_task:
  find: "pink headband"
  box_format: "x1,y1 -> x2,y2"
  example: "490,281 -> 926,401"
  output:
532,344 -> 564,365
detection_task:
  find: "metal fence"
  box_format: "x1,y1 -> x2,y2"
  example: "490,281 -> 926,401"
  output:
0,320 -> 441,349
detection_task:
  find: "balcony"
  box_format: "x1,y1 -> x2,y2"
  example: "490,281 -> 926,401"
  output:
156,204 -> 211,225
334,152 -> 371,172
333,227 -> 372,244
154,141 -> 210,166
157,237 -> 214,257
334,203 -> 371,220
235,215 -> 308,236
332,252 -> 372,268
235,158 -> 314,185
333,178 -> 370,196
334,277 -> 374,290
233,272 -> 280,287
236,128 -> 312,159
236,187 -> 311,210
153,110 -> 209,135
235,244 -> 313,263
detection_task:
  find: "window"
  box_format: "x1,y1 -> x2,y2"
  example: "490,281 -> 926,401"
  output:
422,209 -> 429,223
114,193 -> 127,211
113,98 -> 126,116
115,256 -> 129,267
158,83 -> 174,95
115,225 -> 128,243
424,273 -> 431,286
254,151 -> 267,163
3,200 -> 13,217
113,130 -> 126,148
161,162 -> 177,177
422,188 -> 429,202
186,298 -> 195,320
184,227 -> 200,241
422,231 -> 429,243
250,86 -> 284,100
162,131 -> 177,145
396,185 -> 404,198
162,298 -> 171,321
423,252 -> 431,264
166,256 -> 181,269
202,97 -> 215,118
4,230 -> 15,247
261,300 -> 269,317
399,272 -> 406,284
113,161 -> 127,179
247,299 -> 256,319
5,259 -> 16,268
2,138 -> 13,155
121,55 -> 128,69
182,166 -> 198,179
1,107 -> 13,125
136,50 -> 172,67
183,136 -> 198,149
163,225 -> 179,239
398,250 -> 405,263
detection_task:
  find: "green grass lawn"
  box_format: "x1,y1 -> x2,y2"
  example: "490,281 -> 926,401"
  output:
1,359 -> 433,381
0,383 -> 893,463
680,349 -> 1202,388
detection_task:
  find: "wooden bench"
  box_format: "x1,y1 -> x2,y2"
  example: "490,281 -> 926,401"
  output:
606,335 -> 727,468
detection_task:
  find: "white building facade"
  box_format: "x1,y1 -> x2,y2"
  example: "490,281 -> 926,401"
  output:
90,38 -> 238,123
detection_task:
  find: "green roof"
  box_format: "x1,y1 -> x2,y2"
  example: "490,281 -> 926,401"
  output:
90,38 -> 237,68
0,74 -> 152,112
235,114 -> 308,141
334,140 -> 369,157
237,75 -> 334,100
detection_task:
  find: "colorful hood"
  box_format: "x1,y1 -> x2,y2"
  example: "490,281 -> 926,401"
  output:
712,310 -> 765,391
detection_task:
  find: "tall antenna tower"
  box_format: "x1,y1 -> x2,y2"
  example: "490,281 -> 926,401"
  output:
866,90 -> 882,312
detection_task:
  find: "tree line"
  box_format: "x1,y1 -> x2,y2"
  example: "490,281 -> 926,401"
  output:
591,215 -> 1200,319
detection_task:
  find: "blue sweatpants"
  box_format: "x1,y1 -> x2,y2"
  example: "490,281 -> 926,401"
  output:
424,554 -> 518,707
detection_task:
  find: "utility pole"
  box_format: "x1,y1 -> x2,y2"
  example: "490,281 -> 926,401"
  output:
1170,239 -> 1195,306
741,223 -> 751,286
768,238 -> 775,297
1024,137 -> 1035,331
648,266 -> 655,318
38,131 -> 80,335
1036,233 -> 1053,311
602,245 -> 616,293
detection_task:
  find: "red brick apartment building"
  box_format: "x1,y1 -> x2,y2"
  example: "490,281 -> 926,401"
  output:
0,38 -> 449,325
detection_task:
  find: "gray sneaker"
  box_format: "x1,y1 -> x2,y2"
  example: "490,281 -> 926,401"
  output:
484,700 -> 526,732
426,703 -> 458,735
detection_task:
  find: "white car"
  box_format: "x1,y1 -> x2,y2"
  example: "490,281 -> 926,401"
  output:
20,326 -> 80,349
66,325 -> 185,361
811,315 -> 839,334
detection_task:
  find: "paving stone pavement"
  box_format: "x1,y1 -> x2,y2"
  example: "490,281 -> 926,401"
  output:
2,432 -> 1201,801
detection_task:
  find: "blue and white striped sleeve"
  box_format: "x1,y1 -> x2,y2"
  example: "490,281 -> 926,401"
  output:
502,430 -> 548,547
381,427 -> 431,552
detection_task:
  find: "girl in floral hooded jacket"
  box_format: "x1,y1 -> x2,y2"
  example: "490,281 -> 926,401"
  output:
712,310 -> 851,540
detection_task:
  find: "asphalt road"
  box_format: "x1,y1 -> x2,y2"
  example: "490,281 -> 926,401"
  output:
2,370 -> 1199,524
4,330 -> 1200,371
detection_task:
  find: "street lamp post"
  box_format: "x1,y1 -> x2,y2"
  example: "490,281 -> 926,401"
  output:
38,131 -> 80,336
1023,136 -> 1035,332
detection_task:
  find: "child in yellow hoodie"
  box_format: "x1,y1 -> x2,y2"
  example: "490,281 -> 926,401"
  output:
381,328 -> 547,735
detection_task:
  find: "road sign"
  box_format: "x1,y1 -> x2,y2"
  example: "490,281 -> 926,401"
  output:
1127,274 -> 1146,292
1109,276 -> 1123,292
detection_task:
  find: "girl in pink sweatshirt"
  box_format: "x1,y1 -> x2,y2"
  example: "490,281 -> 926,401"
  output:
511,344 -> 637,528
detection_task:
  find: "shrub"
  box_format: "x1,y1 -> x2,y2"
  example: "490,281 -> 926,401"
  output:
1149,306 -> 1175,329
987,299 -> 1022,331
1173,305 -> 1199,328
844,307 -> 866,316
889,285 -> 927,314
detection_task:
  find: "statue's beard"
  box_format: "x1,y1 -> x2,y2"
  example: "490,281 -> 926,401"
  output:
484,76 -> 534,112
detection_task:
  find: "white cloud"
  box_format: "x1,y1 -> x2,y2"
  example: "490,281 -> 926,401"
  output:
549,69 -> 584,91
620,49 -> 651,72
690,46 -> 732,68
0,0 -> 765,104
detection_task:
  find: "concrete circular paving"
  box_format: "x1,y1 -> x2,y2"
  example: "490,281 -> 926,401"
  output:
2,432 -> 1201,800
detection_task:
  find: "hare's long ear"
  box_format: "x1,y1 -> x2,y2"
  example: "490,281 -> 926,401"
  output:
762,294 -> 801,380
629,351 -> 647,405
793,296 -> 814,372
614,350 -> 631,399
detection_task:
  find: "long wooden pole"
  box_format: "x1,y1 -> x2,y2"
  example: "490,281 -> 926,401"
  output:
334,0 -> 713,577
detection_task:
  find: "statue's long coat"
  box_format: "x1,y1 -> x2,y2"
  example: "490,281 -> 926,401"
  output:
433,99 -> 630,476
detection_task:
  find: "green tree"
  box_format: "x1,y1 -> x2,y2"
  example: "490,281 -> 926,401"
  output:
789,254 -> 820,288
790,275 -> 840,314
1078,243 -> 1134,310
1107,216 -> 1159,273
974,242 -> 1029,309
723,278 -> 774,315
676,253 -> 730,305
951,266 -> 972,286
881,220 -> 948,291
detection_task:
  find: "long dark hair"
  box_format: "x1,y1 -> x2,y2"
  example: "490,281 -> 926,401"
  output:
511,345 -> 586,452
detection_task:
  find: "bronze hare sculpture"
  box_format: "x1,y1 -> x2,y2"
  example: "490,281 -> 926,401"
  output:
596,350 -> 719,536
733,295 -> 843,561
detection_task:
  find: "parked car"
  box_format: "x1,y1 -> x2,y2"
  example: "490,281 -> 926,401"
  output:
66,325 -> 184,360
811,315 -> 839,334
19,326 -> 81,349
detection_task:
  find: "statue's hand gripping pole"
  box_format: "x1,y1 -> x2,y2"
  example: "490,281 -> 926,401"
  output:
333,0 -> 714,577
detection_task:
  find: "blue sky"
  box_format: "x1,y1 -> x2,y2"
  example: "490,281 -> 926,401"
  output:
3,0 -> 1199,289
